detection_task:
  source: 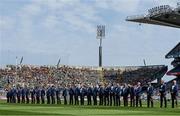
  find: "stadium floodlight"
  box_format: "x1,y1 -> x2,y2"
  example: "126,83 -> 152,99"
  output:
97,25 -> 105,67
97,25 -> 105,39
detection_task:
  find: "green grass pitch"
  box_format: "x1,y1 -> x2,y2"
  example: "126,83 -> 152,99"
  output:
0,100 -> 180,116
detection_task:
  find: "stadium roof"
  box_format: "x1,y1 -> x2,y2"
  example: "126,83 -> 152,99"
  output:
167,65 -> 180,76
165,42 -> 180,59
126,5 -> 180,28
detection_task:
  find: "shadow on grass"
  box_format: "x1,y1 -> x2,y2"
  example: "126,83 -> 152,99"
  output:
3,103 -> 180,112
0,109 -> 75,116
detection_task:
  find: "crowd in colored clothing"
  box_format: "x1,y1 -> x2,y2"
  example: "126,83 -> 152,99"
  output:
0,65 -> 167,89
6,80 -> 179,108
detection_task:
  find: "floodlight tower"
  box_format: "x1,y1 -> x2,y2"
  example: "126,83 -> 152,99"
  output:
96,25 -> 105,67
96,25 -> 105,83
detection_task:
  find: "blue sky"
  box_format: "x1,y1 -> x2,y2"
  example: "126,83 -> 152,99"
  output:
0,0 -> 180,68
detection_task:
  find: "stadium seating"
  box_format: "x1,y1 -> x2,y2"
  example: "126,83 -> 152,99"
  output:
0,65 -> 167,88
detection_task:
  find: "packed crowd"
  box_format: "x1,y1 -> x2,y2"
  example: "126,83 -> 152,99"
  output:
0,65 -> 99,88
103,66 -> 167,85
0,65 -> 167,89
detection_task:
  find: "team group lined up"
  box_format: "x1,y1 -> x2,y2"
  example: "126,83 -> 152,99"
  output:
6,80 -> 178,108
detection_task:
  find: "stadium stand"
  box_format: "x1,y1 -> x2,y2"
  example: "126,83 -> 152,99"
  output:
0,65 -> 167,88
166,42 -> 180,86
104,65 -> 167,86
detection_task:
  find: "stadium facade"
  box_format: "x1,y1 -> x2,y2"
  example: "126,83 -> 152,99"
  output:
166,42 -> 180,84
126,2 -> 180,85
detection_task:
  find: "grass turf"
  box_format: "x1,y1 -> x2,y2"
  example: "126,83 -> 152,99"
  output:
0,100 -> 180,116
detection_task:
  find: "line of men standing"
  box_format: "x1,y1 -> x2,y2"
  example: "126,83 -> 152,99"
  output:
6,80 -> 179,108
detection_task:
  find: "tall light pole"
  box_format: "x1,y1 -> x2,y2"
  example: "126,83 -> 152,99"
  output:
97,25 -> 105,67
96,25 -> 105,83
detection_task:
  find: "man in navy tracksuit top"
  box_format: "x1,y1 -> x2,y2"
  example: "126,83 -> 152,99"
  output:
80,85 -> 86,105
21,87 -> 26,103
104,84 -> 110,106
9,88 -> 13,103
147,82 -> 154,108
87,85 -> 93,105
171,80 -> 178,108
41,86 -> 46,104
25,86 -> 30,104
92,85 -> 98,105
135,82 -> 142,107
129,84 -> 135,107
51,86 -> 56,104
63,86 -> 68,105
30,87 -> 35,104
115,84 -> 121,106
113,84 -> 117,106
74,85 -> 80,105
122,83 -> 129,107
99,85 -> 104,106
35,87 -> 41,104
56,86 -> 61,104
46,86 -> 51,104
11,86 -> 17,103
159,80 -> 167,108
17,87 -> 21,103
6,88 -> 11,103
110,84 -> 115,106
68,85 -> 74,105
